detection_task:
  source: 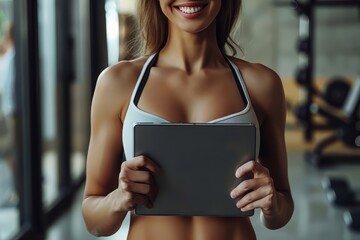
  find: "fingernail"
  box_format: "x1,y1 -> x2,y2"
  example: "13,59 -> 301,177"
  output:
236,202 -> 243,209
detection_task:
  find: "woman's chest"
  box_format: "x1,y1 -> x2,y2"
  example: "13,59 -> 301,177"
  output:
137,70 -> 246,123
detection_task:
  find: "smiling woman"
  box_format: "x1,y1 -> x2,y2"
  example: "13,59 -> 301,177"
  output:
137,0 -> 241,55
160,0 -> 221,35
82,0 -> 294,239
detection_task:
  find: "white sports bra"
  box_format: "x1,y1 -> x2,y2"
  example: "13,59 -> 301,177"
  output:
122,53 -> 260,160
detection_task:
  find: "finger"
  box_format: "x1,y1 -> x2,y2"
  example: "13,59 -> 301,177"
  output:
235,161 -> 256,178
119,170 -> 158,203
239,193 -> 274,212
124,192 -> 152,210
235,160 -> 268,178
230,178 -> 257,199
121,182 -> 155,209
120,178 -> 157,205
230,178 -> 270,199
235,185 -> 274,209
126,169 -> 151,184
230,176 -> 270,199
124,182 -> 151,196
123,156 -> 160,173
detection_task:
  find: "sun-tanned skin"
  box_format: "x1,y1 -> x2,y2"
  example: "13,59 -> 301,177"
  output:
82,1 -> 294,239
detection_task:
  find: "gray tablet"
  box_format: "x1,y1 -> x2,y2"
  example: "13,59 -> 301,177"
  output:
133,123 -> 256,217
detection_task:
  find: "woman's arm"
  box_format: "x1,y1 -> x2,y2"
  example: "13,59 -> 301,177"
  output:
256,71 -> 294,229
81,67 -> 126,236
231,62 -> 294,229
82,62 -> 159,236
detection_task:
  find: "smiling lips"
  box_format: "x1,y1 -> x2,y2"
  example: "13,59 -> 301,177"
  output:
175,2 -> 207,18
178,6 -> 203,14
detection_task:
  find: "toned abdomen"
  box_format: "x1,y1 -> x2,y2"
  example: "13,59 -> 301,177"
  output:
127,215 -> 256,240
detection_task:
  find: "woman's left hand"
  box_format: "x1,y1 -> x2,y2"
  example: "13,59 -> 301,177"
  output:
230,160 -> 278,214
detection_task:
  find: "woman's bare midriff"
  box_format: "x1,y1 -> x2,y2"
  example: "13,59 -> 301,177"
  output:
127,214 -> 256,240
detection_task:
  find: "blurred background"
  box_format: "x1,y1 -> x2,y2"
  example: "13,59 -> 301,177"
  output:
0,0 -> 359,239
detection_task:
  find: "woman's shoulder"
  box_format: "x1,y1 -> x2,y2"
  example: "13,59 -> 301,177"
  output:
228,56 -> 286,123
93,56 -> 150,103
91,57 -> 149,119
96,56 -> 148,92
228,56 -> 282,89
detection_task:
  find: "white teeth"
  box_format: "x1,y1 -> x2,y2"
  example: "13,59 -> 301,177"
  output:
179,6 -> 202,14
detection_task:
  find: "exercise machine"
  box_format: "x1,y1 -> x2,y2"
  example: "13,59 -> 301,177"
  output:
323,176 -> 360,232
305,77 -> 360,167
291,0 -> 360,167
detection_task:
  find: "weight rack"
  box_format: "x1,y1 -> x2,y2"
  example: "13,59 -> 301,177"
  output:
292,0 -> 360,141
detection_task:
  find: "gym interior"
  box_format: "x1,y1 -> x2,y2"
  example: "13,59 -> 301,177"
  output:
0,0 -> 359,239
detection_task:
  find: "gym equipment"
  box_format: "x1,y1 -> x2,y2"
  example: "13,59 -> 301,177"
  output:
322,177 -> 356,207
295,76 -> 351,108
323,78 -> 351,109
297,36 -> 310,53
295,66 -> 311,86
344,209 -> 360,232
323,177 -> 360,232
293,0 -> 311,16
292,0 -> 360,141
322,177 -> 350,190
294,77 -> 351,128
289,0 -> 360,233
306,77 -> 360,167
327,187 -> 356,206
293,1 -> 360,167
294,103 -> 311,123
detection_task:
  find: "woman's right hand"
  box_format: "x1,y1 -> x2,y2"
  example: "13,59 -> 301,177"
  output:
114,156 -> 160,212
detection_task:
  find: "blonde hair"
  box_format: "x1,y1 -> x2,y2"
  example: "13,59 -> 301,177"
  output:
119,14 -> 139,60
137,0 -> 242,56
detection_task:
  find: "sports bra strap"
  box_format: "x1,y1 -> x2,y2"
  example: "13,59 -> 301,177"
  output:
131,53 -> 159,105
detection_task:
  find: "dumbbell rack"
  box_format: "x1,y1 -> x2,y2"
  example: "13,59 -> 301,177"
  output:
293,0 -> 360,141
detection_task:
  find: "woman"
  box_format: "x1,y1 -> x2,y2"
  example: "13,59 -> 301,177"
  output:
82,0 -> 294,239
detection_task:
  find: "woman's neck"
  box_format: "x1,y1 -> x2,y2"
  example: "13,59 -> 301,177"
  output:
158,22 -> 226,74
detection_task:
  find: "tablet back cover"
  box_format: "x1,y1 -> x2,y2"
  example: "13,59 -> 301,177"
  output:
134,123 -> 256,217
